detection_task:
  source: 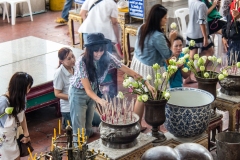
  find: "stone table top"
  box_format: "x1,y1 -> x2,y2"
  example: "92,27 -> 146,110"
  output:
216,88 -> 240,103
0,36 -> 83,94
153,132 -> 208,148
88,133 -> 156,160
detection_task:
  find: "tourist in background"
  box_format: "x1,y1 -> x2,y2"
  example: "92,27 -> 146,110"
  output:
187,0 -> 214,59
55,0 -> 73,24
0,72 -> 33,160
166,36 -> 191,88
69,33 -> 156,140
79,0 -> 120,52
53,47 -> 101,129
222,0 -> 240,62
130,4 -> 177,131
202,0 -> 226,35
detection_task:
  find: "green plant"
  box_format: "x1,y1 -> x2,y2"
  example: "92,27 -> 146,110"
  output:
180,41 -> 233,80
117,63 -> 178,102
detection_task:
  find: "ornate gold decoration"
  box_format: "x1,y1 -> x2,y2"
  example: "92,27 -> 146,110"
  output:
68,11 -> 84,50
212,98 -> 240,131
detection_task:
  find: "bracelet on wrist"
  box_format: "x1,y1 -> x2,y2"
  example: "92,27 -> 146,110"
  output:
24,135 -> 30,138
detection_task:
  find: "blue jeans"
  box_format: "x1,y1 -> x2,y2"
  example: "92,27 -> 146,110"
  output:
83,33 -> 113,53
61,112 -> 71,128
62,111 -> 101,128
61,0 -> 73,21
69,86 -> 97,142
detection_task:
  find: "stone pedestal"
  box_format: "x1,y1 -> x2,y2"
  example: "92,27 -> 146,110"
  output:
211,89 -> 240,131
88,133 -> 156,160
207,113 -> 223,150
153,132 -> 208,149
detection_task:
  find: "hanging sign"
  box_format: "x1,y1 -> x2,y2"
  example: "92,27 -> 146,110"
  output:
129,0 -> 144,19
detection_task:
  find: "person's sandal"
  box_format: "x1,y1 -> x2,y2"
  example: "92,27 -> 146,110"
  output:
55,17 -> 68,25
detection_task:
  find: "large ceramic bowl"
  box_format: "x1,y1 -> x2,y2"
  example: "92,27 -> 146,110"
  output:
164,87 -> 214,137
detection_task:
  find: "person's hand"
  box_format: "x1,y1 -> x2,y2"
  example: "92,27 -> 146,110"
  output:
177,63 -> 184,69
231,9 -> 240,19
145,81 -> 156,99
169,30 -> 178,41
98,99 -> 109,107
203,37 -> 208,47
212,0 -> 218,7
222,37 -> 229,52
20,136 -> 30,143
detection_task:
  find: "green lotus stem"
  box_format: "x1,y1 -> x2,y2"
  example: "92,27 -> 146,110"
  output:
212,64 -> 218,78
0,113 -> 6,118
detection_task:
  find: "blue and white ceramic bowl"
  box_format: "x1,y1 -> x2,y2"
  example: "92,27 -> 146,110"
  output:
164,87 -> 214,138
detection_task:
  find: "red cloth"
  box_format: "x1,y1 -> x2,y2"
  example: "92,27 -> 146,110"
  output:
230,0 -> 240,20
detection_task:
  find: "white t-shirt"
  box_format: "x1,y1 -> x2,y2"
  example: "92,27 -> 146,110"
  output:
78,0 -> 118,43
53,65 -> 73,113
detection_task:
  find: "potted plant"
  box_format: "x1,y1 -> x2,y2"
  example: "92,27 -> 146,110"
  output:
117,63 -> 178,142
180,41 -> 229,99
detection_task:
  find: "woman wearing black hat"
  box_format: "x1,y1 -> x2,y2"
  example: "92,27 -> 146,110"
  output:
68,33 -> 156,140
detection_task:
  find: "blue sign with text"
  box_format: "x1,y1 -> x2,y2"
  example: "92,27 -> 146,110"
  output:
74,0 -> 85,4
129,0 -> 144,19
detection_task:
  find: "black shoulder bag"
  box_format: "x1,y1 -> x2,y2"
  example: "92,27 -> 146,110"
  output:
89,0 -> 103,12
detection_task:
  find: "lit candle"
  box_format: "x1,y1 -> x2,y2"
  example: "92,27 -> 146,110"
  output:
67,120 -> 70,126
82,128 -> 85,142
59,119 -> 61,135
28,147 -> 33,160
51,137 -> 54,151
54,128 -> 56,140
33,153 -> 37,160
40,152 -> 43,160
78,128 -> 81,149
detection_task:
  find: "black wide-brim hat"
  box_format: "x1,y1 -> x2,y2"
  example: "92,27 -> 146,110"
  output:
84,33 -> 109,47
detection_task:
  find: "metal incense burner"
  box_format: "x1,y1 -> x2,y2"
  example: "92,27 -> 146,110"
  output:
99,112 -> 141,149
96,96 -> 141,149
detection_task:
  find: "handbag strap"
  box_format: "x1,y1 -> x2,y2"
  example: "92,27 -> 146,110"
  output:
89,0 -> 103,12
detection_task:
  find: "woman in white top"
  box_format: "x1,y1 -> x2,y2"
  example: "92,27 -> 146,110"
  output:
53,47 -> 101,129
0,72 -> 33,160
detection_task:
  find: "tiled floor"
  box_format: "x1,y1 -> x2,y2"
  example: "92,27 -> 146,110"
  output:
0,9 -> 229,160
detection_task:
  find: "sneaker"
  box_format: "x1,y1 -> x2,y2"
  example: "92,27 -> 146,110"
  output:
55,17 -> 68,24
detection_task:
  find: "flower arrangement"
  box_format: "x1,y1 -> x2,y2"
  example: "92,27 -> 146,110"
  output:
117,63 -> 178,102
180,40 -> 237,80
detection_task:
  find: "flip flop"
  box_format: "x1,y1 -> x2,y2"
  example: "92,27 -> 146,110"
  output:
141,127 -> 147,132
55,17 -> 68,25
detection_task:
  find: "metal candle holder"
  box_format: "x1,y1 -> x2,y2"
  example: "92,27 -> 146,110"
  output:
31,125 -> 109,160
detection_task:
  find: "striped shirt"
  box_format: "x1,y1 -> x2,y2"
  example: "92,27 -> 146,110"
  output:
70,53 -> 122,89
